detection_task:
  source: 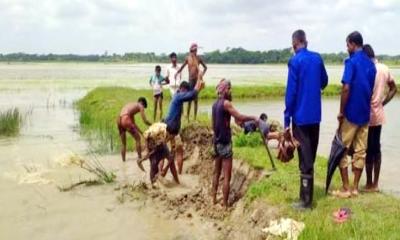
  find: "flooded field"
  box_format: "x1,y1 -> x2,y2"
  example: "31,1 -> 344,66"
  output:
0,63 -> 399,239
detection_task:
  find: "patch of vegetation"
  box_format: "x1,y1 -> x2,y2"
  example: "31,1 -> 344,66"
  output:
0,108 -> 22,136
233,132 -> 264,147
68,154 -> 116,183
237,145 -> 400,240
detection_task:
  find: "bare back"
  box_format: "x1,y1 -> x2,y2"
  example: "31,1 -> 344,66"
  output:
120,102 -> 141,117
187,54 -> 200,80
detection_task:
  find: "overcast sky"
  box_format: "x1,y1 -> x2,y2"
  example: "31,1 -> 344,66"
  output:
0,0 -> 398,55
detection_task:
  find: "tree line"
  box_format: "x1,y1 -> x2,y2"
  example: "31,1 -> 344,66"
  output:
1,47 -> 399,64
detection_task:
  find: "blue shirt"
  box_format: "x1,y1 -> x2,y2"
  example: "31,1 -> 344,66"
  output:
284,48 -> 328,128
164,89 -> 198,134
341,50 -> 376,125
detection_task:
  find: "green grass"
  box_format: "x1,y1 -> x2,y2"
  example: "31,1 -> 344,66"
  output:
0,108 -> 22,136
235,145 -> 400,240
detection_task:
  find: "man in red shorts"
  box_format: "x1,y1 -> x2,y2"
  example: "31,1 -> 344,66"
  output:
117,97 -> 152,162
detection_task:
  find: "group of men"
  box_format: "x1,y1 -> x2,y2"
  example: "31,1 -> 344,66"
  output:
148,43 -> 207,122
117,29 -> 397,211
284,30 -> 397,210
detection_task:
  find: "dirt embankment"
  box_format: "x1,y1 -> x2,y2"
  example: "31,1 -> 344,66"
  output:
141,124 -> 280,239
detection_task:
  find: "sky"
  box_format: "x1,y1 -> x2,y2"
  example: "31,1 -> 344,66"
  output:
0,0 -> 399,55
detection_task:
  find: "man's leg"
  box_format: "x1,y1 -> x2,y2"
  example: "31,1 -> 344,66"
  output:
176,145 -> 184,174
212,157 -> 222,205
365,126 -> 374,188
186,101 -> 192,121
159,95 -> 163,120
194,98 -> 198,121
153,96 -> 158,121
128,127 -> 142,159
351,124 -> 369,195
293,124 -> 315,209
373,153 -> 382,190
372,125 -> 382,190
167,154 -> 180,184
222,157 -> 233,209
119,128 -> 127,162
149,155 -> 160,184
158,159 -> 165,175
338,119 -> 358,197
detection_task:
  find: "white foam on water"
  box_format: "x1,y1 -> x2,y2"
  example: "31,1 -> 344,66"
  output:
3,163 -> 53,185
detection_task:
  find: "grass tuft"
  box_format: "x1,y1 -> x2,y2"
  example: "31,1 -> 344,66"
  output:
0,108 -> 23,136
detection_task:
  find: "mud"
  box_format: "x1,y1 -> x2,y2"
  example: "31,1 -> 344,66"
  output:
117,123 -> 280,239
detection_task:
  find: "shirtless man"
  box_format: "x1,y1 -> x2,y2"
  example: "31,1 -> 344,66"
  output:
212,79 -> 258,209
117,97 -> 152,162
175,43 -> 207,121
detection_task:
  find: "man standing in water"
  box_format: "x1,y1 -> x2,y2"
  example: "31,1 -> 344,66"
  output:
163,76 -> 205,174
212,79 -> 258,209
117,97 -> 152,162
335,31 -> 376,198
175,43 -> 207,121
362,44 -> 397,192
166,52 -> 182,96
284,30 -> 328,210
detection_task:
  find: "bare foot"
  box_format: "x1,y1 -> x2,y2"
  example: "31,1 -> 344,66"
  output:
351,189 -> 359,197
331,189 -> 351,198
362,185 -> 376,193
136,159 -> 146,172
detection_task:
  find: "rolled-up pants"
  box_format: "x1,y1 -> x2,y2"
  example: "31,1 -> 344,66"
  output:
339,118 -> 368,169
293,124 -> 320,176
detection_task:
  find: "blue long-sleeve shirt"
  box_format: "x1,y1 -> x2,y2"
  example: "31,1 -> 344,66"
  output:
164,89 -> 198,134
341,50 -> 376,125
284,48 -> 328,128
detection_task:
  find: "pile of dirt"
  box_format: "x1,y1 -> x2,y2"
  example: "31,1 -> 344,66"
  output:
118,123 -> 279,239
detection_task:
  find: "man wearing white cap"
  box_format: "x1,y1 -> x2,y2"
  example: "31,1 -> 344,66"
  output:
176,43 -> 207,121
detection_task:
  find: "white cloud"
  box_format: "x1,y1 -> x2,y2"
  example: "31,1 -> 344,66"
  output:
0,0 -> 398,54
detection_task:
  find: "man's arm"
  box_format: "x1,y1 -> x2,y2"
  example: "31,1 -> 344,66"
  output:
338,59 -> 353,123
176,58 -> 188,76
140,107 -> 152,126
321,60 -> 328,90
161,76 -> 168,85
284,59 -> 298,129
383,78 -> 397,106
338,84 -> 350,122
224,100 -> 257,123
199,57 -> 207,76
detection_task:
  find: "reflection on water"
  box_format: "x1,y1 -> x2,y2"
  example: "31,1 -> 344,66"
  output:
200,98 -> 400,195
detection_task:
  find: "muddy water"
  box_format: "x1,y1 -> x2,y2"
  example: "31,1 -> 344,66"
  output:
0,90 -> 217,240
200,97 -> 400,196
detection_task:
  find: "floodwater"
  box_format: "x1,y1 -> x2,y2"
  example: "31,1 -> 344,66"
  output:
0,63 -> 399,239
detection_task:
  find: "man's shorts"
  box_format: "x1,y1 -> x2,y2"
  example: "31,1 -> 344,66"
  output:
339,118 -> 368,169
214,142 -> 233,159
154,92 -> 163,99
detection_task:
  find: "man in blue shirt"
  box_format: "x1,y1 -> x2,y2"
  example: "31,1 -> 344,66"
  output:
163,77 -> 204,174
335,31 -> 376,198
284,30 -> 328,210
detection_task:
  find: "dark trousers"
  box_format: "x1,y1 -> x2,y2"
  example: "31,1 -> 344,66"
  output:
366,125 -> 382,164
293,124 -> 320,176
